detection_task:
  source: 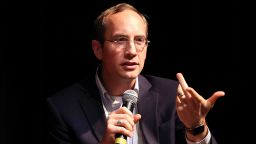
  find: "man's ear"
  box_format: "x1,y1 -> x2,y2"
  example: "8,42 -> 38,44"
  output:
92,40 -> 103,60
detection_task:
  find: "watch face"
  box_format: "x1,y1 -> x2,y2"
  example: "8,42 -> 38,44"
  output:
192,125 -> 205,135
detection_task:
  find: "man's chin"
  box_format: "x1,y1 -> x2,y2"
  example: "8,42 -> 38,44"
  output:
121,72 -> 139,79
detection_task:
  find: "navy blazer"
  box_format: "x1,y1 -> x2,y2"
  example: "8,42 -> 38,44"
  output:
47,75 -> 217,144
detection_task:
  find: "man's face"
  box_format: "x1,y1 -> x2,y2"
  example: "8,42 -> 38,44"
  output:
101,10 -> 148,81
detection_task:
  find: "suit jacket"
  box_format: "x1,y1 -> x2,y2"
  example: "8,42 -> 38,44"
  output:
46,74 -> 217,144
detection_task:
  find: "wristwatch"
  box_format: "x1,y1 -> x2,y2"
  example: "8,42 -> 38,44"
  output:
185,124 -> 205,135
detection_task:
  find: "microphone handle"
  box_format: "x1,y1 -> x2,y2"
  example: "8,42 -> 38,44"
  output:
115,101 -> 135,144
115,134 -> 127,144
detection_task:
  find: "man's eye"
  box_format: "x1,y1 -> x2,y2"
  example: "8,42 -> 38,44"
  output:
115,37 -> 128,42
135,37 -> 145,42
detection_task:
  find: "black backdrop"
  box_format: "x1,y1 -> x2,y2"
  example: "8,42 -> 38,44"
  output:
3,0 -> 240,143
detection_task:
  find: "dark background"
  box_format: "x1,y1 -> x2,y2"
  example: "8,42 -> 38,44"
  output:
3,0 -> 240,143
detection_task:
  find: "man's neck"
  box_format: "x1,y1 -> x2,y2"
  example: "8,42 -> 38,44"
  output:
100,72 -> 136,96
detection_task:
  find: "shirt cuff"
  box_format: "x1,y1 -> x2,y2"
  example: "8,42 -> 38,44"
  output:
186,128 -> 211,144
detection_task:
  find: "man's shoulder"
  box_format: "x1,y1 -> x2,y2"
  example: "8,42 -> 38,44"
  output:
139,75 -> 178,103
47,76 -> 95,100
46,82 -> 85,103
139,74 -> 179,92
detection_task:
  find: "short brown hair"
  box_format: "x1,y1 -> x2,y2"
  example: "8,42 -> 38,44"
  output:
93,3 -> 148,44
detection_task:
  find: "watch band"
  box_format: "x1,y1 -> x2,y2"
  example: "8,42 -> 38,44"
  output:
185,123 -> 205,135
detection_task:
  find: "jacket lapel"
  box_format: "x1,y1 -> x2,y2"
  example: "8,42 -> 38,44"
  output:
138,75 -> 159,144
79,79 -> 106,142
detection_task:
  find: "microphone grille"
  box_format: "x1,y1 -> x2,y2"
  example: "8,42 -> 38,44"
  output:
122,89 -> 138,104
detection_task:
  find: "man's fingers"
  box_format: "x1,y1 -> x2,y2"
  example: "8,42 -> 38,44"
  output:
186,87 -> 205,103
110,124 -> 133,137
176,96 -> 182,103
188,88 -> 225,108
177,84 -> 185,97
176,73 -> 189,90
133,114 -> 141,123
207,91 -> 225,107
176,73 -> 190,97
114,107 -> 134,117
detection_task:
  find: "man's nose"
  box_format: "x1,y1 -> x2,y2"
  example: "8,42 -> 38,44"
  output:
125,40 -> 137,53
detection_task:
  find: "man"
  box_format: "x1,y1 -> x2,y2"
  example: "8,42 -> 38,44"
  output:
47,3 -> 225,144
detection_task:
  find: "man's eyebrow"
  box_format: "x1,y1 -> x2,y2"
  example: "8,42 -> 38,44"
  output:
112,34 -> 146,38
112,34 -> 128,38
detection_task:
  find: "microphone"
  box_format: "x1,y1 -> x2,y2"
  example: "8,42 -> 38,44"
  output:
115,90 -> 138,144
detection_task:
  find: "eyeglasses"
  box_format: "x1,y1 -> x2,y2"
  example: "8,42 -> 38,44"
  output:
105,36 -> 150,52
